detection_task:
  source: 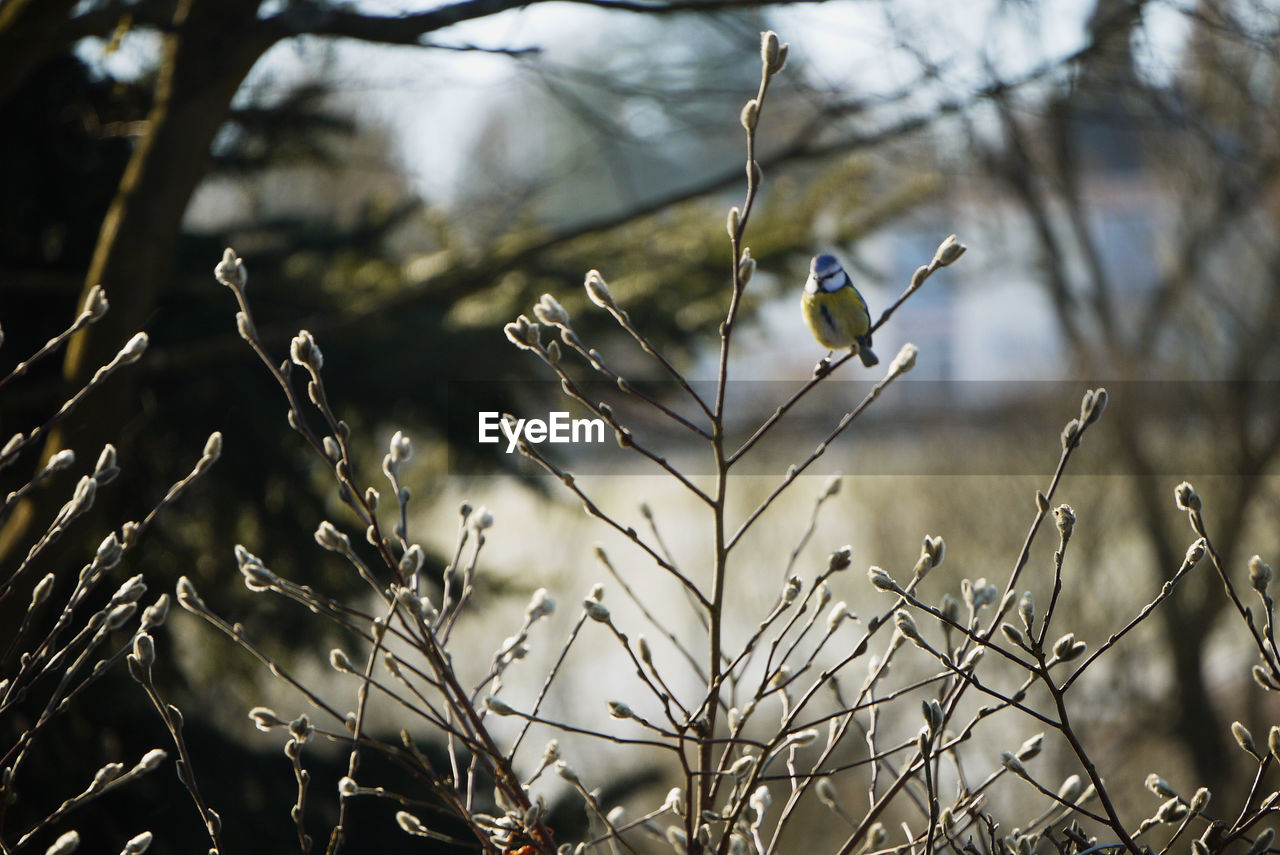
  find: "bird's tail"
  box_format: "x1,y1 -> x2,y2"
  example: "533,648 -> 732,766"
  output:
856,336 -> 879,368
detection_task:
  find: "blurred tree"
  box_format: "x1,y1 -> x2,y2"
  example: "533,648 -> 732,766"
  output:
0,4 -> 936,846
21,0 -> 1275,844
967,0 -> 1280,798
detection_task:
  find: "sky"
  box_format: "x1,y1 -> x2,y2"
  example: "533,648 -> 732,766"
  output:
78,0 -> 1194,206
74,0 -> 1204,384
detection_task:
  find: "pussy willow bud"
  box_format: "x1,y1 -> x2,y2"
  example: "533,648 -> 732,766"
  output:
1190,788 -> 1211,813
249,707 -> 284,731
973,580 -> 999,609
46,830 -> 79,855
119,332 -> 148,365
827,601 -> 853,632
398,544 -> 423,577
1001,623 -> 1029,650
202,431 -> 223,463
1016,733 -> 1044,761
738,249 -> 757,284
933,234 -> 967,267
922,699 -> 944,735
868,566 -> 901,594
315,521 -> 349,552
740,99 -> 759,132
1146,773 -> 1177,798
787,729 -> 818,747
1052,633 -> 1077,660
608,701 -> 635,720
828,546 -> 852,572
760,31 -> 788,74
749,785 -> 771,817
584,600 -> 611,622
895,610 -> 922,645
921,535 -> 945,569
31,573 -> 55,608
140,594 -> 169,630
867,823 -> 887,849
517,589 -> 551,624
121,832 -> 152,855
1186,538 -> 1206,567
215,247 -> 247,290
761,31 -> 780,67
727,207 -> 741,238
1000,751 -> 1030,780
888,343 -> 918,376
1255,665 -> 1280,691
1245,827 -> 1274,855
136,748 -> 166,773
940,593 -> 960,625
1018,592 -> 1035,630
1250,556 -> 1273,594
398,812 -> 429,835
289,330 -> 322,371
584,270 -> 615,310
44,449 -> 75,474
815,581 -> 831,611
1061,418 -> 1082,450
1174,481 -> 1201,512
329,648 -> 354,673
388,430 -> 412,464
84,284 -> 109,318
1157,797 -> 1188,823
132,633 -> 155,669
105,602 -> 136,630
504,315 -> 541,351
533,293 -> 571,328
485,696 -> 516,716
96,532 -> 124,569
1054,505 -> 1075,540
1080,387 -> 1108,426
1233,721 -> 1259,756
821,475 -> 842,500
1058,775 -> 1084,803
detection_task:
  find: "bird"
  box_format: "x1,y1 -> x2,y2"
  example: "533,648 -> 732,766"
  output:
801,253 -> 879,367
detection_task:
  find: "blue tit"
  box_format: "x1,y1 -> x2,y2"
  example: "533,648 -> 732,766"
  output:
801,253 -> 879,367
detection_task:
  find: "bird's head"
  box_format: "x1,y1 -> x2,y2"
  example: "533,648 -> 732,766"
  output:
809,254 -> 846,292
811,254 -> 841,277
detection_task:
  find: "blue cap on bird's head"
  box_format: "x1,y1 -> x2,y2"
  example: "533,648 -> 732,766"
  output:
811,254 -> 841,278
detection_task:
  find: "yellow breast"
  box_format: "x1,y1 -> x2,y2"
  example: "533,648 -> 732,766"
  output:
802,286 -> 870,350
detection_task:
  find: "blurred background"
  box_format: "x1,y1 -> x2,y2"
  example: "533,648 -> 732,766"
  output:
1,0 -> 1279,851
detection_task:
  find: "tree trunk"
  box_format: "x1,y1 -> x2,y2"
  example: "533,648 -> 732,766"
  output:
0,0 -> 81,103
0,0 -> 275,562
